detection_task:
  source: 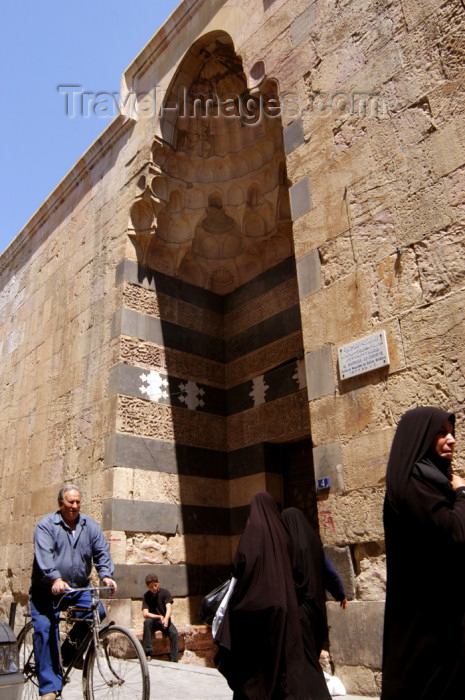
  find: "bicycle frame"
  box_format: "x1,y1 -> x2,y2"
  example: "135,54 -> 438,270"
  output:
58,586 -> 121,686
19,584 -> 150,700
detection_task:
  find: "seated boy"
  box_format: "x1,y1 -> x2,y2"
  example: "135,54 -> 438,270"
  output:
142,573 -> 179,662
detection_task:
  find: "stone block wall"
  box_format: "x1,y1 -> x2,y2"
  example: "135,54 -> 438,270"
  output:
264,0 -> 465,692
0,116 -> 138,621
104,253 -> 310,623
1,0 -> 464,694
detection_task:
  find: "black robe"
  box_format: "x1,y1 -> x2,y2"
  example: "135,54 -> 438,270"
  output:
282,508 -> 332,700
382,406 -> 465,699
215,492 -> 309,700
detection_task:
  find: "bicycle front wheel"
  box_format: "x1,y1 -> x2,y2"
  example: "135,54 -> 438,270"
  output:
83,624 -> 149,700
17,621 -> 40,700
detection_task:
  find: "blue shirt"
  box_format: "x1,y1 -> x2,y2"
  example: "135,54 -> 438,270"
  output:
31,510 -> 114,588
323,553 -> 346,601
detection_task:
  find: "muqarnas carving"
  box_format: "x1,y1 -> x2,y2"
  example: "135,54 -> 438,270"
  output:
127,34 -> 293,295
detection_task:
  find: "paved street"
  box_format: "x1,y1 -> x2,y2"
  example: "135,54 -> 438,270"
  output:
60,658 -> 379,699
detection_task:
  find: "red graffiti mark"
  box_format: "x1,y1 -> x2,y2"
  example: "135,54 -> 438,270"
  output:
319,510 -> 336,533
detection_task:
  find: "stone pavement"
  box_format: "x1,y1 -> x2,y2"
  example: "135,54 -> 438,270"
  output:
59,657 -> 380,699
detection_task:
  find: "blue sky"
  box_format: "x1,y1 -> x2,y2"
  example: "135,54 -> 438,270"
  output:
0,0 -> 181,255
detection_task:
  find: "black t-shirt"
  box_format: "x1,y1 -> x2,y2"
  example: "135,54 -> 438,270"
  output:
142,587 -> 173,617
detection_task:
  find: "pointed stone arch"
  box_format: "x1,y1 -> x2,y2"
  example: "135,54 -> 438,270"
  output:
121,29 -> 316,622
128,30 -> 294,295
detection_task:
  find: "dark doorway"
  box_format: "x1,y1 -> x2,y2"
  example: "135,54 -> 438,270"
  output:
281,439 -> 318,530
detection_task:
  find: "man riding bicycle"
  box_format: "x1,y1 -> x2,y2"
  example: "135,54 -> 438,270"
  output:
30,484 -> 117,700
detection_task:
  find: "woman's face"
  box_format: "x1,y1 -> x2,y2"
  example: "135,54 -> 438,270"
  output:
432,419 -> 456,460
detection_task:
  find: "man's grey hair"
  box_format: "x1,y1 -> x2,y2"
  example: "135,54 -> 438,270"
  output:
58,484 -> 81,503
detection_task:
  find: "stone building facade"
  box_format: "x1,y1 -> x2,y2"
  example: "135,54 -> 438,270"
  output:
1,0 -> 465,694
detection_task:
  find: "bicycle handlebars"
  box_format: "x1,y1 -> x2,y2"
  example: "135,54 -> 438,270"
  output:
56,585 -> 116,607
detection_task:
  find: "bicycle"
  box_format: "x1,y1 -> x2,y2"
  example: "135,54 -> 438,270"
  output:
17,586 -> 150,700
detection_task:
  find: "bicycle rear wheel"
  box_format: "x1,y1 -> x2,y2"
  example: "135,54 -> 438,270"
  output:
83,624 -> 149,700
17,621 -> 40,700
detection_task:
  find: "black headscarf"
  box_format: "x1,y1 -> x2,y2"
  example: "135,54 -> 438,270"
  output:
382,406 -> 464,700
385,406 -> 455,509
215,492 -> 309,699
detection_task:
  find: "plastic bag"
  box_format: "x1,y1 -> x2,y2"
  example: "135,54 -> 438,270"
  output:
199,579 -> 231,626
212,577 -> 236,639
324,671 -> 347,696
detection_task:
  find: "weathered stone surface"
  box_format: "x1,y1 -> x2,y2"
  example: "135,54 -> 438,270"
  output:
356,554 -> 386,601
319,231 -> 355,288
105,598 -> 133,628
318,489 -> 385,546
382,369 -> 459,426
342,428 -> 395,492
353,540 -> 385,569
103,498 -> 240,537
290,3 -> 317,48
327,600 -> 384,667
350,208 -> 397,267
401,0 -> 440,30
336,663 -> 382,698
301,271 -> 374,353
227,391 -> 311,450
429,75 -> 465,131
283,118 -> 305,155
117,337 -> 225,386
310,163 -> 363,222
296,248 -> 321,299
225,277 -> 299,339
125,532 -> 232,566
400,289 -> 465,368
229,472 -> 282,508
112,307 -> 224,362
126,533 -> 184,565
415,225 -> 465,301
444,165 -> 465,225
305,345 -> 335,401
289,177 -> 312,221
122,282 -> 224,338
113,562 -> 230,600
104,530 -> 127,566
169,596 -> 191,627
374,249 -> 423,321
345,42 -> 402,99
324,546 -> 356,600
299,117 -> 335,173
225,333 -> 303,388
313,442 -> 344,494
292,199 -> 350,256
310,385 -> 393,447
135,624 -> 217,666
117,395 -> 227,450
390,181 -> 453,247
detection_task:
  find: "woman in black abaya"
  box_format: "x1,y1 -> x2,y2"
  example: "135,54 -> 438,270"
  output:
382,406 -> 465,699
282,508 -> 346,700
215,492 -> 309,700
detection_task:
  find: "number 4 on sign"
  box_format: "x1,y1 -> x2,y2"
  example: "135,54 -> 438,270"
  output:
317,477 -> 331,490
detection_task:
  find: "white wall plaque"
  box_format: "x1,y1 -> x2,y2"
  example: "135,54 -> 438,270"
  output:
338,331 -> 390,380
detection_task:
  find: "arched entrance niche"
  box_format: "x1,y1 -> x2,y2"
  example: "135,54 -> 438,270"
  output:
123,32 -> 316,616
130,31 -> 294,294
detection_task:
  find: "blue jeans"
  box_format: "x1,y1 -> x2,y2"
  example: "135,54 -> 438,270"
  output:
30,587 -> 104,695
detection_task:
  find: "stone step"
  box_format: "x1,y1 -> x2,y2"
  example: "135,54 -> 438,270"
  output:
135,624 -> 217,666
